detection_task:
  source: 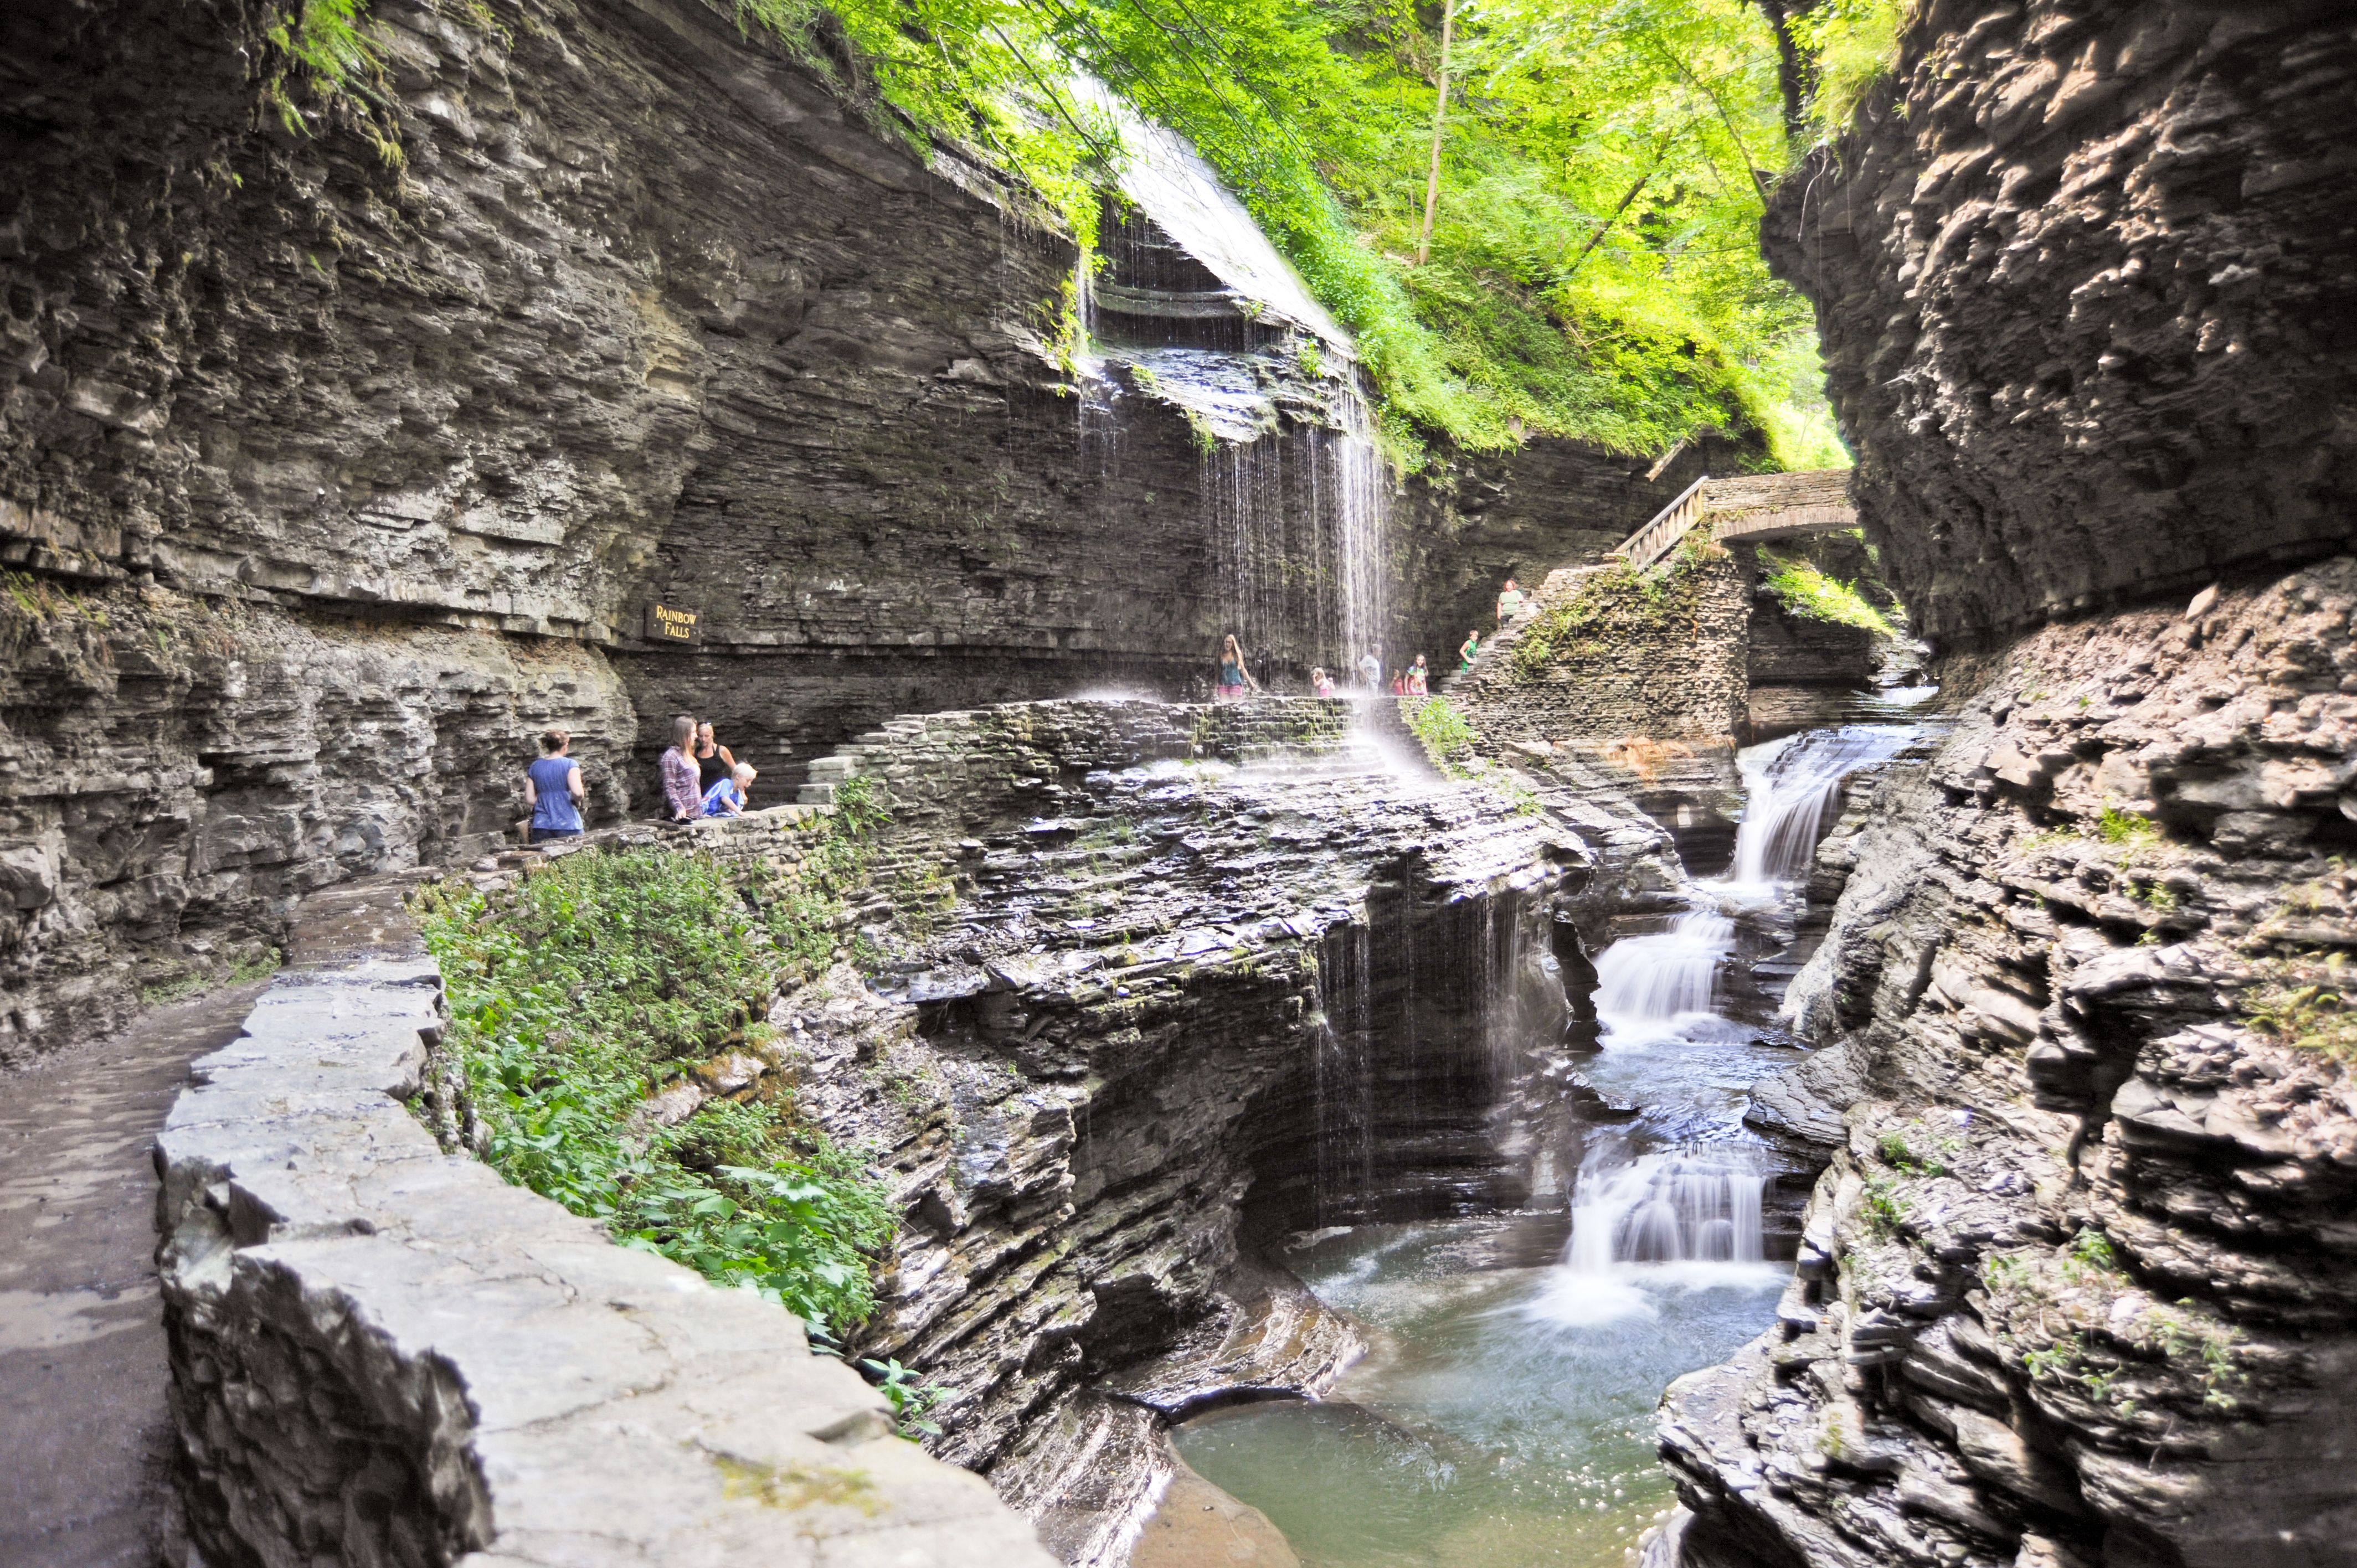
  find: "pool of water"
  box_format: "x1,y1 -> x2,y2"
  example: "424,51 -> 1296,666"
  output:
1172,1216 -> 1784,1568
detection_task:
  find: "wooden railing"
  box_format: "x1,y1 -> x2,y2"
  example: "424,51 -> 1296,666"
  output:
1614,474 -> 1713,570
1614,470 -> 1854,569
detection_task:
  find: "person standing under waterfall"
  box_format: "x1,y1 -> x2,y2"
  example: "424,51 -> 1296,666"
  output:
1216,635 -> 1260,702
523,729 -> 585,845
1496,577 -> 1525,626
1459,628 -> 1481,673
1357,649 -> 1383,694
660,713 -> 702,822
1311,667 -> 1336,698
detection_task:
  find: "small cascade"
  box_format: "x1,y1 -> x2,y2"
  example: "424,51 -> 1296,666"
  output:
1563,1146 -> 1768,1272
1591,912 -> 1735,1046
1310,920 -> 1377,1226
1726,725 -> 1917,887
1521,1143 -> 1776,1328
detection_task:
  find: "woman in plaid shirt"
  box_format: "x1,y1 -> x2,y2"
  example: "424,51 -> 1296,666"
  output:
660,714 -> 701,822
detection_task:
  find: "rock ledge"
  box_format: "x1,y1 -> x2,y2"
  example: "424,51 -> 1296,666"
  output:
155,877 -> 1054,1568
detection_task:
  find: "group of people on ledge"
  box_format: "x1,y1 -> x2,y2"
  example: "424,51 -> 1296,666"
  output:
1214,575 -> 1525,702
517,715 -> 761,846
660,715 -> 758,824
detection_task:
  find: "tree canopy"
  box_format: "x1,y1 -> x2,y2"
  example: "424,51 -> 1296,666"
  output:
269,0 -> 1893,466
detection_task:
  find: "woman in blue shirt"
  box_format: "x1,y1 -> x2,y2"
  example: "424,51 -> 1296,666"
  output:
524,730 -> 586,843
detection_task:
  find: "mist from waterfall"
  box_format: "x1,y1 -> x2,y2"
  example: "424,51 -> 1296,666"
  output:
1724,725 -> 1917,888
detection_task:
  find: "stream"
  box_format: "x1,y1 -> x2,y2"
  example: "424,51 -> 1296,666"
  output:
1165,720 -> 1926,1567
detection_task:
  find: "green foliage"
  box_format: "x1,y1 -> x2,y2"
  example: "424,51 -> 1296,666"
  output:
2068,1226 -> 2119,1275
1406,694 -> 1479,766
730,0 -> 1840,461
1510,544 -> 1717,679
752,773 -> 893,981
260,0 -> 405,164
1874,1126 -> 1947,1178
2242,951 -> 2357,1066
1859,1174 -> 1910,1239
414,849 -> 896,1337
860,1356 -> 959,1437
2097,807 -> 2159,848
1758,549 -> 1895,636
1785,0 -> 1902,141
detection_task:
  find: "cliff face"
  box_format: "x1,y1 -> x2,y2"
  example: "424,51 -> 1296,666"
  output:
1765,0 -> 2357,644
0,0 -> 1703,1062
1661,561 -> 2357,1568
1658,4 -> 2357,1564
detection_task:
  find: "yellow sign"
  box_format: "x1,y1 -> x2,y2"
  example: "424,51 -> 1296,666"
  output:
647,603 -> 699,643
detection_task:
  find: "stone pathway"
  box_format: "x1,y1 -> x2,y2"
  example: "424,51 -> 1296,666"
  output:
0,982 -> 270,1568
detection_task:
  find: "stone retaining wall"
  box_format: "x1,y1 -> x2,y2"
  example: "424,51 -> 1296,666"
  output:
155,875 -> 1056,1568
1445,551 -> 1754,748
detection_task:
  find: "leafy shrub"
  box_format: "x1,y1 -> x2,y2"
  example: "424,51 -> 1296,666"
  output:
1406,695 -> 1478,765
415,847 -> 894,1335
1785,0 -> 1903,142
1757,550 -> 1896,636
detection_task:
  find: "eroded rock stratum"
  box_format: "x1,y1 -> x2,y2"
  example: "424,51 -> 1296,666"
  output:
1655,3 -> 2357,1564
1767,0 -> 2357,642
0,0 -> 1710,1063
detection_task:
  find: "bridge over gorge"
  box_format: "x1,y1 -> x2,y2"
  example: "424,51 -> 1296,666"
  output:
1613,469 -> 1855,569
1445,468 -> 1860,688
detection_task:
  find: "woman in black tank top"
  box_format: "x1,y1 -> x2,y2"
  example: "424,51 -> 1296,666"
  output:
694,721 -> 734,792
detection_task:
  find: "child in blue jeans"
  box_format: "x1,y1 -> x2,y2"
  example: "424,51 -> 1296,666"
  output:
700,761 -> 755,818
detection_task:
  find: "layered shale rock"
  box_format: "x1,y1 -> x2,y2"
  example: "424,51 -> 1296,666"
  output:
0,581 -> 631,1064
603,696 -> 1688,1560
0,0 -> 1708,1064
1766,0 -> 2357,643
1658,560 -> 2357,1568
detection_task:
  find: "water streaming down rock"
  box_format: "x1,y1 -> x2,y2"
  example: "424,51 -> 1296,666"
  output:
1565,1146 -> 1769,1271
1726,725 -> 1918,886
1069,75 -> 1391,680
1591,912 -> 1735,1045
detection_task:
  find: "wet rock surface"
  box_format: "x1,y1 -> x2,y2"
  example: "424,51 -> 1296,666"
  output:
1767,0 -> 2357,642
634,695 -> 1692,1557
1656,559 -> 2357,1568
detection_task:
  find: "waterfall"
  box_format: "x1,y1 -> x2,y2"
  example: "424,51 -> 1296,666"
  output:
1327,383 -> 1388,678
1563,1146 -> 1767,1272
1590,912 -> 1733,1047
1725,725 -> 1916,887
1522,1143 -> 1774,1328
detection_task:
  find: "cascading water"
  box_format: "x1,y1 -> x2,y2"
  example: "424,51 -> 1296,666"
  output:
1725,724 -> 1917,887
1066,76 -> 1388,683
1562,1146 -> 1767,1273
1591,911 -> 1735,1048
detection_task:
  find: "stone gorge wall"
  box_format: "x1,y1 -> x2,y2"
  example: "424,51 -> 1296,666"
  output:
0,0 -> 1705,1064
1765,0 -> 2357,643
0,581 -> 634,1066
1658,559 -> 2357,1568
722,698 -> 1634,1558
1649,5 -> 2357,1565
